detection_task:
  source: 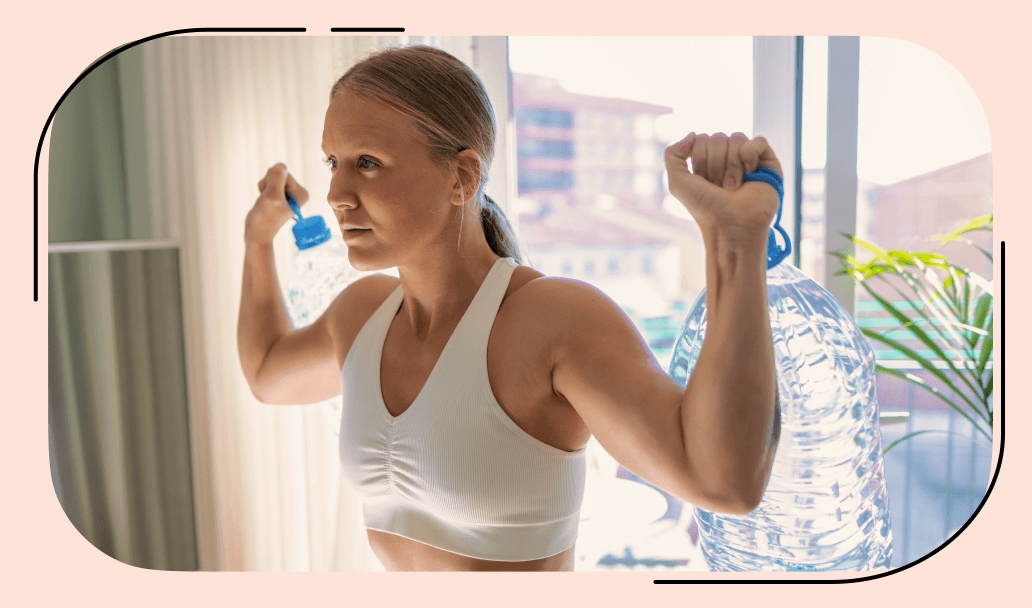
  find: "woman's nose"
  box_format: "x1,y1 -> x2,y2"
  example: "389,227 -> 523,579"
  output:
327,179 -> 358,210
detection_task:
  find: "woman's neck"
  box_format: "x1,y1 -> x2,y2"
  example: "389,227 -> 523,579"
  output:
393,206 -> 501,341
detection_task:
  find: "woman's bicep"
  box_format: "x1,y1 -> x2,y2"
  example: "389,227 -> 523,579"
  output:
547,281 -> 706,505
251,273 -> 397,405
251,303 -> 343,405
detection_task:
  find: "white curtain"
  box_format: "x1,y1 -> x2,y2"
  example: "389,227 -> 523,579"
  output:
137,35 -> 477,571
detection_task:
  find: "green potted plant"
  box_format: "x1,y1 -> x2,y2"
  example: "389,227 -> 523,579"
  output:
832,215 -> 993,454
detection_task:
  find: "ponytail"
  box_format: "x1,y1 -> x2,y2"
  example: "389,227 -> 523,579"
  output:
480,195 -> 523,264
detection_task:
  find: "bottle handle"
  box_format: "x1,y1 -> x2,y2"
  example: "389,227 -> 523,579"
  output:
743,167 -> 792,270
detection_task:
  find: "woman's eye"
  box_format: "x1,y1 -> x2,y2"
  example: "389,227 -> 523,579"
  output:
357,157 -> 378,170
322,157 -> 337,170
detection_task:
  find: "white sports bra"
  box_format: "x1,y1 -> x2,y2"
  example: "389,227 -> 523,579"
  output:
338,257 -> 587,561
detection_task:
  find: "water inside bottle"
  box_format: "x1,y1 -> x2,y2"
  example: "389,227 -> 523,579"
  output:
283,236 -> 353,435
668,261 -> 893,571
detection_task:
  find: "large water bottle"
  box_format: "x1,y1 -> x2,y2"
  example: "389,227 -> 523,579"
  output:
667,168 -> 893,571
281,192 -> 354,436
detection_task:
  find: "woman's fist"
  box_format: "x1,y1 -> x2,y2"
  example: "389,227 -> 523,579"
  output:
665,133 -> 782,239
244,163 -> 310,245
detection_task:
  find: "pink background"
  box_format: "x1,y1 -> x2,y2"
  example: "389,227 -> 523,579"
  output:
7,0 -> 1020,603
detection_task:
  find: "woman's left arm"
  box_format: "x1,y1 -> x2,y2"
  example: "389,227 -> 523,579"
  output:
550,132 -> 781,515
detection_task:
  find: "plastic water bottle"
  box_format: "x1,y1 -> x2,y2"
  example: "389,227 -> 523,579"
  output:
281,192 -> 354,436
667,168 -> 893,571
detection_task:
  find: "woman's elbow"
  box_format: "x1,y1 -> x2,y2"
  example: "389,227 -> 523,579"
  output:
727,468 -> 775,514
730,486 -> 765,514
672,476 -> 764,515
705,491 -> 763,515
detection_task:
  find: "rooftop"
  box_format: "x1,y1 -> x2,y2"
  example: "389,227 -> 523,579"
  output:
518,207 -> 670,249
512,73 -> 673,116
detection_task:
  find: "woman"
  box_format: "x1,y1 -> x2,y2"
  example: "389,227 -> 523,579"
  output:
237,45 -> 781,572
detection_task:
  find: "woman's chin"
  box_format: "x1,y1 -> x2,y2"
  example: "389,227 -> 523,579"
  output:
346,249 -> 392,273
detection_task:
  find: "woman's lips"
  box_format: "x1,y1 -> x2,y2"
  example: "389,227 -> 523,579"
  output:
341,226 -> 371,240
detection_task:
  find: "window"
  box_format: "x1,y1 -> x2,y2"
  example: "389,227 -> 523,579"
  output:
801,36 -> 992,569
517,107 -> 574,128
517,170 -> 575,192
511,35 -> 753,572
511,34 -> 992,574
517,138 -> 575,159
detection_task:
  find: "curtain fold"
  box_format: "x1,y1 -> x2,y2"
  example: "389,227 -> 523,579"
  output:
51,35 -> 483,572
143,35 -> 471,571
49,247 -> 199,570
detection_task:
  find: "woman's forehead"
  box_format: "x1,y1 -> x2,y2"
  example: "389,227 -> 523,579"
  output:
322,91 -> 423,152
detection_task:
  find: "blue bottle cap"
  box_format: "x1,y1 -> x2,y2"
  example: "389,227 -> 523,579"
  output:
286,192 -> 331,250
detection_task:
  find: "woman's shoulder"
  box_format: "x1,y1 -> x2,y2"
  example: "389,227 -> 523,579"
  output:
503,265 -> 626,328
326,272 -> 401,357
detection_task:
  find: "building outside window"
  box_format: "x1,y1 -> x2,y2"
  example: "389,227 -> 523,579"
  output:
511,36 -> 753,572
800,36 -> 992,569
511,35 -> 992,574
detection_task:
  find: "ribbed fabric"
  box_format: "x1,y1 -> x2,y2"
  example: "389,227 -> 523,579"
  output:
339,257 -> 587,561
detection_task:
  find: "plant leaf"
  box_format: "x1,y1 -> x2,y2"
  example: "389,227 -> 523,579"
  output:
973,293 -> 992,330
913,252 -> 951,268
875,364 -> 991,437
863,282 -> 972,378
957,268 -> 965,324
852,235 -> 893,263
978,315 -> 994,376
925,215 -> 994,248
883,429 -> 992,455
863,327 -> 984,420
868,267 -> 982,385
972,293 -> 992,349
966,270 -> 993,295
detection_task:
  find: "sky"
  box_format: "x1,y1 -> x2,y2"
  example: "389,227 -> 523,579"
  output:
508,36 -> 992,186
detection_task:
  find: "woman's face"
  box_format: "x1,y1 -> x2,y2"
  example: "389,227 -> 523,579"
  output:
321,90 -> 458,271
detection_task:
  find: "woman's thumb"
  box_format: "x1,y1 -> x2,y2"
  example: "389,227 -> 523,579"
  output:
284,170 -> 308,205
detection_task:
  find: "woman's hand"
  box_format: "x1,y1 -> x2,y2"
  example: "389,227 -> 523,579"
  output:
244,163 -> 310,245
665,133 -> 782,241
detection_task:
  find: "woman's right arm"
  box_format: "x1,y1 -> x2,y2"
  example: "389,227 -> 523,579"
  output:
237,163 -> 341,405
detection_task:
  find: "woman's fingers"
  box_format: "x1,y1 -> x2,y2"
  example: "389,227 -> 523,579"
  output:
704,133 -> 729,187
667,132 -> 782,226
689,135 -> 709,182
723,132 -> 749,190
665,133 -> 729,217
255,163 -> 311,211
665,132 -> 696,175
245,164 -> 293,244
738,136 -> 782,177
260,163 -> 289,199
284,170 -> 309,205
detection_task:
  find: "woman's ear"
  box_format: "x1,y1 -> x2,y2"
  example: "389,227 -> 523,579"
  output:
450,150 -> 482,206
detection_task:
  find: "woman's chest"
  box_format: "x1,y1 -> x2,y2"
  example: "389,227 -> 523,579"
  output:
377,301 -> 588,453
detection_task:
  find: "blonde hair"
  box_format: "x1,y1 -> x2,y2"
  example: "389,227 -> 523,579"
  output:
331,45 -> 523,263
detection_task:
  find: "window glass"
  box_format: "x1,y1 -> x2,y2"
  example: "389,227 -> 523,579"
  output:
801,36 -> 993,569
510,35 -> 753,573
